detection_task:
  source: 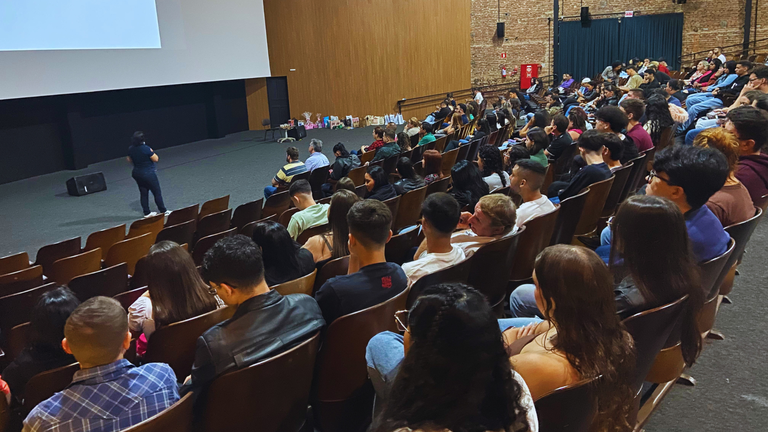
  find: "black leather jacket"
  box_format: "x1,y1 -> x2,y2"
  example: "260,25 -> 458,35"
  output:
183,290 -> 324,393
330,154 -> 361,180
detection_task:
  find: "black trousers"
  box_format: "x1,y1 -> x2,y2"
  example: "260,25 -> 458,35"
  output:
132,170 -> 167,215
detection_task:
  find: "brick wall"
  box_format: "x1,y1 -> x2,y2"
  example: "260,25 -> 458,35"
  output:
471,0 -> 751,86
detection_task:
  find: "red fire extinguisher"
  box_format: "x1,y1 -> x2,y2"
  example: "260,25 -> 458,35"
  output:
501,65 -> 507,79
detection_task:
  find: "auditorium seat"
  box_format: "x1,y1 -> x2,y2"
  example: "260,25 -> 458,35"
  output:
271,269 -> 317,296
166,204 -> 200,228
262,190 -> 292,218
84,224 -> 126,260
440,148 -> 460,178
23,363 -> 80,412
231,199 -> 264,231
550,188 -> 590,245
347,166 -> 367,187
0,251 -> 30,277
68,263 -> 129,301
407,258 -> 473,309
192,228 -> 238,266
392,186 -> 427,233
104,232 -> 154,275
122,393 -> 195,432
34,237 -> 82,277
49,248 -> 102,285
719,208 -> 763,297
572,176 -> 614,240
309,165 -> 330,199
195,208 -> 233,244
199,195 -> 230,221
313,256 -> 349,294
114,287 -> 148,312
381,196 -> 401,229
359,151 -> 375,165
385,228 -> 419,266
6,322 -> 31,361
277,207 -> 301,228
296,223 -> 329,246
0,265 -> 44,298
355,184 -> 367,199
382,154 -> 399,174
0,282 -> 58,338
240,214 -> 278,238
534,377 -> 597,431
600,164 -> 633,218
425,176 -> 451,196
127,214 -> 165,242
509,207 -> 560,285
156,220 -> 196,247
468,226 -> 524,313
620,153 -> 649,202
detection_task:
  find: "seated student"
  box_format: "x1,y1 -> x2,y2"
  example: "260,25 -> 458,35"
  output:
595,84 -> 620,108
396,132 -> 411,153
305,139 -> 330,172
509,160 -> 557,228
366,284 -> 537,432
693,128 -> 755,226
333,176 -> 356,193
393,157 -> 425,193
436,112 -> 464,137
503,145 -> 531,173
404,118 -> 421,137
449,160 -> 490,210
619,65 -> 643,91
422,149 -> 443,184
546,130 -> 612,201
639,67 -> 662,94
129,241 -> 220,355
287,180 -> 331,240
598,145 -> 730,263
2,287 -> 79,406
264,146 -> 307,199
427,100 -> 452,124
543,115 -> 573,161
665,79 -> 685,106
595,105 -> 639,164
601,132 -> 625,172
303,190 -> 359,263
24,297 -> 179,432
373,128 -> 401,162
567,107 -> 588,141
402,193 -> 466,286
620,98 -> 655,152
478,145 -> 510,192
643,93 -> 677,145
678,61 -> 753,132
499,246 -> 635,432
417,122 -> 437,147
315,200 -> 408,325
362,127 -> 386,154
251,221 -> 315,287
365,165 -> 398,201
726,106 -> 768,203
185,236 -> 324,392
328,143 -> 361,181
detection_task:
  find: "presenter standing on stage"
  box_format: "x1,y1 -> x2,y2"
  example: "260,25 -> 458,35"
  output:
127,131 -> 169,217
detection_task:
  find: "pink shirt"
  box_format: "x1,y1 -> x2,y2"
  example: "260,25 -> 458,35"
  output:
626,123 -> 654,153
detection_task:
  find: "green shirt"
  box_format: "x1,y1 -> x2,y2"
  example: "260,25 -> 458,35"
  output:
418,133 -> 436,146
287,203 -> 330,240
373,142 -> 401,162
530,150 -> 549,168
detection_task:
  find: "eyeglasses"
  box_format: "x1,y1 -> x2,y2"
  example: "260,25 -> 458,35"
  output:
394,310 -> 409,332
647,170 -> 671,185
207,284 -> 218,295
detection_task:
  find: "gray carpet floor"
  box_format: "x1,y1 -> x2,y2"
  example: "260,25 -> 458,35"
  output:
0,126 -> 765,430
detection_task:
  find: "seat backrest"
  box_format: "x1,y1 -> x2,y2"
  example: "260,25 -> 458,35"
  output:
410,144 -> 425,164
622,295 -> 688,393
721,207 -> 763,287
292,171 -> 311,183
104,232 -> 154,275
534,377 -> 598,432
347,166 -> 367,186
425,176 -> 451,196
0,251 -> 30,277
382,195 -> 401,228
550,188 -> 590,245
68,263 -> 128,301
313,255 -> 350,294
122,392 -> 195,432
433,136 -> 448,153
0,282 -> 58,335
393,186 -> 427,233
143,306 -> 236,378
409,133 -> 420,149
127,214 -> 165,241
383,154 -> 400,174
573,176 -> 615,237
754,193 -> 768,211
272,269 -> 317,296
263,190 -> 293,218
166,204 -> 200,228
407,257 -> 473,309
601,164 -> 633,217
278,207 -> 301,228
231,199 -> 264,231
359,150 -> 375,165
84,224 -> 126,260
0,265 -> 44,298
113,286 -> 148,311
619,153 -> 649,203
510,206 -> 560,281
7,322 -> 31,360
240,214 -> 278,238
297,223 -> 330,246
468,226 -> 525,308
309,165 -> 331,195
34,237 -> 82,276
385,228 -> 420,265
196,208 -> 233,241
456,142 -> 471,162
698,237 -> 735,301
551,143 -> 579,178
466,139 -> 481,163
355,184 -> 368,198
156,220 -> 196,247
202,333 -> 320,432
50,248 -> 102,285
440,148 -> 460,177
199,195 -> 230,221
24,363 -> 80,411
541,164 -> 554,193
192,228 -> 238,266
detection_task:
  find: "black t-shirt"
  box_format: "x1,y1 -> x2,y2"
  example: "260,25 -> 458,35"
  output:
620,134 -> 640,165
264,248 -> 315,287
558,162 -> 612,200
314,262 -> 407,325
654,71 -> 671,84
546,133 -> 573,160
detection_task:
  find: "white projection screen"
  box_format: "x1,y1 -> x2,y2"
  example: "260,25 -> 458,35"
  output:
0,0 -> 271,101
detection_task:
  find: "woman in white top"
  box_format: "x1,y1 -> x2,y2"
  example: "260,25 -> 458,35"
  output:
129,241 -> 221,352
405,117 -> 421,137
366,283 -> 538,432
477,144 -> 510,192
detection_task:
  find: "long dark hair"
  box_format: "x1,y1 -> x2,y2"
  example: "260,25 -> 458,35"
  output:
451,160 -> 490,208
145,241 -> 218,328
29,286 -> 80,353
532,110 -> 551,129
333,142 -> 350,158
396,132 -> 411,152
375,283 -> 530,432
644,94 -> 675,145
534,245 -> 635,432
251,221 -> 304,281
568,107 -> 588,132
367,165 -> 389,190
328,190 -> 360,259
478,145 -> 507,187
397,157 -> 421,181
609,195 -> 703,365
526,127 -> 549,155
477,118 -> 491,135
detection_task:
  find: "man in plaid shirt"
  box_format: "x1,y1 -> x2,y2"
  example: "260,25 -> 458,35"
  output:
23,297 -> 179,432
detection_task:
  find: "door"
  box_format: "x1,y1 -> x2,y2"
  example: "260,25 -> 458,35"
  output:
266,77 -> 290,126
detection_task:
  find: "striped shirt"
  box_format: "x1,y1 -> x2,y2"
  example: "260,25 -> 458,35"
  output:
23,359 -> 179,432
274,161 -> 308,185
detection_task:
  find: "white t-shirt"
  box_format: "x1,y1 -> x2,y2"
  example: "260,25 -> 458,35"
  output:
402,245 -> 467,287
474,92 -> 484,104
483,172 -> 511,192
516,195 -> 558,228
451,227 -> 518,256
717,54 -> 727,64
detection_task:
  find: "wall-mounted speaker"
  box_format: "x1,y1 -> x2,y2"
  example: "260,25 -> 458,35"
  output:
581,7 -> 591,27
497,22 -> 505,38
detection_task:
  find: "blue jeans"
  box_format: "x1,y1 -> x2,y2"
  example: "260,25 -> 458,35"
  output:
508,284 -> 543,318
685,92 -> 714,106
601,226 -> 612,245
132,170 -> 166,215
498,317 -> 544,332
678,97 -> 724,132
366,332 -> 405,419
263,185 -> 278,199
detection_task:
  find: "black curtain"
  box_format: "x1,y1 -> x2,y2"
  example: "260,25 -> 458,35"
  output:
555,13 -> 684,81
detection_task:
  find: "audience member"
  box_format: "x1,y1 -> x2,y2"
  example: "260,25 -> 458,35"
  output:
601,132 -> 625,171
363,127 -> 386,154
596,85 -> 620,108
428,100 -> 451,124
251,221 -> 315,286
185,236 -> 324,392
449,160 -> 490,210
287,180 -> 330,240
303,189 -> 360,263
619,66 -> 642,91
418,122 -> 437,146
365,165 -> 398,201
693,128 -> 755,226
639,68 -> 661,93
625,89 -> 645,101
678,61 -> 753,132
315,200 -> 407,324
304,139 -> 330,172
373,128 -> 401,162
643,94 -> 677,145
422,149 -> 443,184
542,114 -> 573,161
547,130 -> 612,201
567,107 -> 588,141
2,287 -> 79,404
473,88 -> 484,104
24,297 -> 180,432
366,284 -> 536,432
328,143 -> 360,183
620,98 -> 654,152
503,144 -> 531,172
334,176 -> 356,193
430,194 -> 517,256
519,110 -> 550,138
478,145 -> 510,191
509,160 -> 557,227
393,157 -> 425,193
437,112 -> 464,137
726,106 -> 768,203
264,146 -> 307,199
665,79 -> 685,106
524,127 -> 550,168
602,61 -> 623,83
404,118 -> 421,137
595,105 -> 639,164
396,132 -> 411,153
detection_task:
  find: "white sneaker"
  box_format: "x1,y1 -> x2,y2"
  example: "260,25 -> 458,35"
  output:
164,210 -> 172,217
144,212 -> 159,218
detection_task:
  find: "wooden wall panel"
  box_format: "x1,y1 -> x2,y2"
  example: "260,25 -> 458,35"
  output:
253,0 -> 471,124
245,78 -> 270,131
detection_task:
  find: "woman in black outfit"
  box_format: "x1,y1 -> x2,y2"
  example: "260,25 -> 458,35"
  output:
323,142 -> 361,196
127,131 -> 168,217
394,157 -> 425,194
251,221 -> 315,286
449,160 -> 490,210
365,165 -> 398,201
